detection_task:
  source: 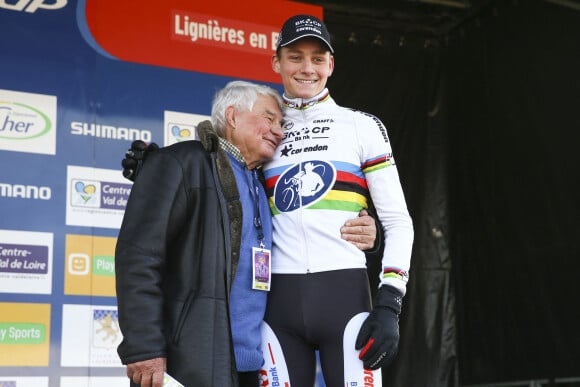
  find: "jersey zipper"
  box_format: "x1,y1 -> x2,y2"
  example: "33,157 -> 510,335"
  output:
298,102 -> 310,273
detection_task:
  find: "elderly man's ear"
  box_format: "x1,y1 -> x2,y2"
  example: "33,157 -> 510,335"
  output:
225,106 -> 236,129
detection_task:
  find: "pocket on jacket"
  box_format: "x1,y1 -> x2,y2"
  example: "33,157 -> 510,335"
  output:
171,294 -> 229,345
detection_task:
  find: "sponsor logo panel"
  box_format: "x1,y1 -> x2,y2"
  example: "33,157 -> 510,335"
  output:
66,166 -> 131,229
0,89 -> 57,155
0,377 -> 48,387
60,304 -> 123,367
60,377 -> 127,387
64,234 -> 117,297
0,303 -> 51,366
0,230 -> 53,294
163,110 -> 209,146
0,0 -> 67,13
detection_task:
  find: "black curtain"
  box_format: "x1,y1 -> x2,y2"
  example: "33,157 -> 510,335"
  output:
328,25 -> 457,387
325,0 -> 580,385
446,1 -> 580,384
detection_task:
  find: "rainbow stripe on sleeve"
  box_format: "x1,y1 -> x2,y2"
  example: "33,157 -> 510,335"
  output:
382,267 -> 409,283
362,153 -> 394,174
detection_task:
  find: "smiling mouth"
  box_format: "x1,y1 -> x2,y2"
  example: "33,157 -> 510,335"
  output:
296,79 -> 317,84
264,138 -> 278,148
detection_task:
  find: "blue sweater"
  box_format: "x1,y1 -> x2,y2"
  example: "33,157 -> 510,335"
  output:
227,155 -> 273,371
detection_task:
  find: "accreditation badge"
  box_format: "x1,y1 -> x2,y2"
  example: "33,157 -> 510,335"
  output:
252,247 -> 271,291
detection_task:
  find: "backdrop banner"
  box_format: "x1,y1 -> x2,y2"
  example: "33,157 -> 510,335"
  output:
0,1 -> 321,386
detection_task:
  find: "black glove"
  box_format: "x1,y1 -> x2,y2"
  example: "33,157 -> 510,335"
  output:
121,140 -> 159,181
355,285 -> 402,370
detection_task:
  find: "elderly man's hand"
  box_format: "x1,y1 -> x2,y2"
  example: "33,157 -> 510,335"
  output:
126,357 -> 166,387
341,209 -> 377,250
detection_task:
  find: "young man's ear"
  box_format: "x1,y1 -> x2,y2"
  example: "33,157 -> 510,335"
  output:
271,54 -> 281,74
328,55 -> 335,77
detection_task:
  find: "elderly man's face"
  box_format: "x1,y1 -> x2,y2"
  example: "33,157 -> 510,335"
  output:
229,95 -> 284,169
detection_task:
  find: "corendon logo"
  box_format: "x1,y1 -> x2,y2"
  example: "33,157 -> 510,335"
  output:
0,0 -> 67,13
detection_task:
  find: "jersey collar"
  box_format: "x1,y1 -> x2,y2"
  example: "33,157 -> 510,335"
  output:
283,89 -> 330,110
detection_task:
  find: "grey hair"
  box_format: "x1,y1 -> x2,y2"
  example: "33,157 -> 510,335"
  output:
211,80 -> 284,136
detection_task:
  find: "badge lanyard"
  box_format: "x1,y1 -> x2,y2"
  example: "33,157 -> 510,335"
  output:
248,169 -> 271,291
248,169 -> 265,247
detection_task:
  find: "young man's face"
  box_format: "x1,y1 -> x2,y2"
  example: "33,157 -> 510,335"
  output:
272,38 -> 334,99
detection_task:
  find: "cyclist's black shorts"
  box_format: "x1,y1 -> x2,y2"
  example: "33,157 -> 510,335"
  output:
264,268 -> 372,387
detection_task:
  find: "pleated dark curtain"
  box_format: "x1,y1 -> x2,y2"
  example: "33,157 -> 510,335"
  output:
325,1 -> 580,385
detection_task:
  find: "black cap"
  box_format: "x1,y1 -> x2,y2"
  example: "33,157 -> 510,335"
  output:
276,14 -> 334,54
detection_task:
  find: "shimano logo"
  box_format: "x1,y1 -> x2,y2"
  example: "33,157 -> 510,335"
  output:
0,182 -> 51,200
71,121 -> 152,142
313,119 -> 333,123
0,0 -> 67,13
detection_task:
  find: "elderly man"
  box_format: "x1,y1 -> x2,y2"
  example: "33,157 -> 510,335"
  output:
115,80 -> 285,387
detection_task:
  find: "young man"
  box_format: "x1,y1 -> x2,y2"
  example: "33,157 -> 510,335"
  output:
260,14 -> 414,387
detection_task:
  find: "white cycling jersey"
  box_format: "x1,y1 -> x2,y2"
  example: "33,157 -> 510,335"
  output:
263,89 -> 414,295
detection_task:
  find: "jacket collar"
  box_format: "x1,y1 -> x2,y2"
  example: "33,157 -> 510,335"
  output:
197,120 -> 220,153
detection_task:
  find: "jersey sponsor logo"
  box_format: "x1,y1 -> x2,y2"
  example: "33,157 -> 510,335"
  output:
282,121 -> 294,131
359,110 -> 390,144
278,143 -> 329,157
282,125 -> 331,141
273,161 -> 335,212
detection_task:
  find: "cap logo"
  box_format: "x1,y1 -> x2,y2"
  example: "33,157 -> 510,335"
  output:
277,14 -> 334,53
295,19 -> 322,36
